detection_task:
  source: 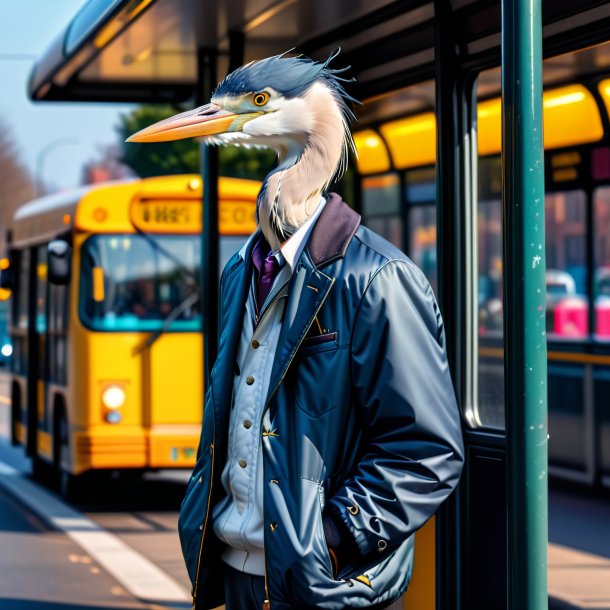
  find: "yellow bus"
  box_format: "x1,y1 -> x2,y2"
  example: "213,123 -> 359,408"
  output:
3,174 -> 257,497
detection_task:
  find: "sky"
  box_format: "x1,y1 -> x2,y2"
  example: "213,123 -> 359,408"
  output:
0,0 -> 135,192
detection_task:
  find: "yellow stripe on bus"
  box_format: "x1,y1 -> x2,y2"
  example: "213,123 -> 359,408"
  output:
93,267 -> 105,302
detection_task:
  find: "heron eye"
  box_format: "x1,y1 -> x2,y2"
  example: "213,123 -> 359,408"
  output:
253,92 -> 269,107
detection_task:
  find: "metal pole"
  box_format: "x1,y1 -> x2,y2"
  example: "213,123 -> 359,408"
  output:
501,1 -> 548,609
434,2 -> 465,607
197,47 -> 219,390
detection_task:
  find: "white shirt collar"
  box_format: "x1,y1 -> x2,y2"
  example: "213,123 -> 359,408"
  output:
277,196 -> 326,271
238,195 -> 326,270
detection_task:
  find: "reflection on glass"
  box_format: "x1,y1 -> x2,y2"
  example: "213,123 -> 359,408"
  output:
362,174 -> 403,250
595,187 -> 610,341
476,156 -> 504,429
478,203 -> 504,336
80,234 -> 201,332
409,206 -> 437,295
405,168 -> 437,294
545,191 -> 587,340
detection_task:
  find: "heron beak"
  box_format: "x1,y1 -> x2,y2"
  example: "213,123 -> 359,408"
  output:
126,103 -> 240,143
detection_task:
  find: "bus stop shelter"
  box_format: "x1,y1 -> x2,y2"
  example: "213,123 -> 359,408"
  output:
27,1 -> 610,608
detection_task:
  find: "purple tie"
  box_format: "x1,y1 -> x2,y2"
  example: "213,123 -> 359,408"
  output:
256,252 -> 281,316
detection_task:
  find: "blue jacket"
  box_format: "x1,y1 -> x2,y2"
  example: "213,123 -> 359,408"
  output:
179,193 -> 464,609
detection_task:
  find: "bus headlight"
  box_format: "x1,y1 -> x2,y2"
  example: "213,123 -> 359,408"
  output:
102,385 -> 126,409
1,343 -> 12,357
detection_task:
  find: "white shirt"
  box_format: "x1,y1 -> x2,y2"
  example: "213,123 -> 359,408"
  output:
211,197 -> 326,575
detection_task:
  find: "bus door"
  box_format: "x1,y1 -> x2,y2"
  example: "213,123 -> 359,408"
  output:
34,245 -> 51,462
19,244 -> 50,460
22,246 -> 39,457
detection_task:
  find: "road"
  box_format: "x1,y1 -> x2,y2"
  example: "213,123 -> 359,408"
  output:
0,373 -> 197,610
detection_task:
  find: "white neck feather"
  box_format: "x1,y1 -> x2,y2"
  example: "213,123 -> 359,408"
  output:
257,82 -> 349,250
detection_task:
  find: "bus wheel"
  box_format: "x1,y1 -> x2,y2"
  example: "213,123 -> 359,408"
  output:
31,455 -> 55,486
58,468 -> 84,502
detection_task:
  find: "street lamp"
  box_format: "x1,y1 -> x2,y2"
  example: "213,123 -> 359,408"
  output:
36,137 -> 79,196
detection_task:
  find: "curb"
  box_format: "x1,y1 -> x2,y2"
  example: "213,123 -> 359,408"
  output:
0,460 -> 190,605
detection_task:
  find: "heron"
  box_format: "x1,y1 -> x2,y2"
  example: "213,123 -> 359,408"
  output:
127,50 -> 357,250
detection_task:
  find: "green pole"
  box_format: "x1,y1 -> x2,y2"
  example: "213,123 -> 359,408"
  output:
501,1 -> 548,610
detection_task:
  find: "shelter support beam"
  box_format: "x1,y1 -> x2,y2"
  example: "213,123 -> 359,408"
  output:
501,2 -> 548,609
434,2 -> 469,608
198,47 -> 219,389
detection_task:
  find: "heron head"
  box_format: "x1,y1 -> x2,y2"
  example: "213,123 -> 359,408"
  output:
126,50 -> 356,157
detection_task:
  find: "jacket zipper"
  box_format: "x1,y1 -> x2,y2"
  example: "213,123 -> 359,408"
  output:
263,556 -> 271,609
192,439 -> 215,609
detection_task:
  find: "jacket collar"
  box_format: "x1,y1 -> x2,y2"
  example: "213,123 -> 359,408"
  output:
306,192 -> 361,268
237,192 -> 361,270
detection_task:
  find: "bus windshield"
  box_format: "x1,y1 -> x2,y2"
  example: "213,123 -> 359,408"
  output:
79,234 -> 201,332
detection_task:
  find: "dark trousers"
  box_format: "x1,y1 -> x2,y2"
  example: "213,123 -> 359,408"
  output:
221,561 -> 406,609
223,562 -> 266,610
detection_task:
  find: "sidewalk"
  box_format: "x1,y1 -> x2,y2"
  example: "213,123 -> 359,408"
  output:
549,487 -> 610,609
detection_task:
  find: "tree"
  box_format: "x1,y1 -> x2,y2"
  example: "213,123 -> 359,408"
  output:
117,105 -> 275,181
0,120 -> 36,254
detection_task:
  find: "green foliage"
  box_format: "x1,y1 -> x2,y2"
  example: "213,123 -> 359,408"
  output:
117,105 -> 275,181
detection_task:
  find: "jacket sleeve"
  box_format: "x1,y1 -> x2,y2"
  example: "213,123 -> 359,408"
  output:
326,259 -> 464,559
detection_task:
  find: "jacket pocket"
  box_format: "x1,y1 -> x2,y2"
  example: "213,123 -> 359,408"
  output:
297,331 -> 338,358
297,478 -> 335,580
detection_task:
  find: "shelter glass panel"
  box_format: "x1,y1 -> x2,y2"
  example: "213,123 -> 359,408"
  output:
476,155 -> 504,429
362,174 -> 403,250
594,187 -> 610,341
545,191 -> 587,341
409,206 -> 437,295
405,167 -> 437,294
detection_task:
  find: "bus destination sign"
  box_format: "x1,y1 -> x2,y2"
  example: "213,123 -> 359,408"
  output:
131,199 -> 257,235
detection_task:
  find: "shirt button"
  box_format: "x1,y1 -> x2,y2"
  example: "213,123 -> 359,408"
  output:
243,420 -> 252,429
251,339 -> 260,349
239,459 -> 247,468
246,375 -> 255,385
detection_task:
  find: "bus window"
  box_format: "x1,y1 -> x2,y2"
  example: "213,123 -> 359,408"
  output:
12,249 -> 31,376
594,187 -> 610,341
16,249 -> 30,331
545,191 -> 587,340
35,246 -> 49,425
79,234 -> 202,332
362,174 -> 403,250
36,247 -> 48,335
49,281 -> 69,385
